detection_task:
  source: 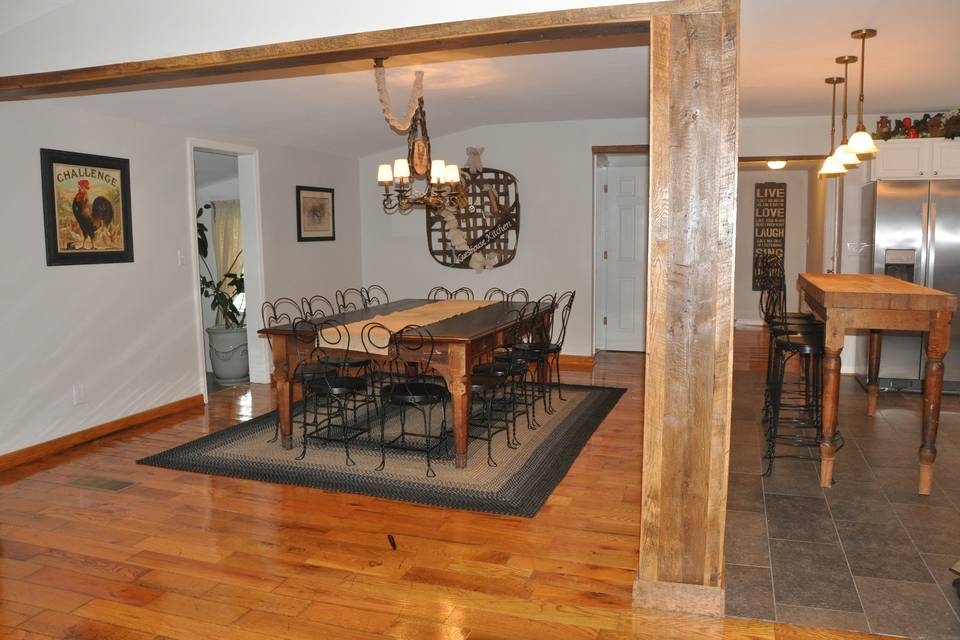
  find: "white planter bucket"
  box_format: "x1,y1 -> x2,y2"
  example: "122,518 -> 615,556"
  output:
206,326 -> 249,385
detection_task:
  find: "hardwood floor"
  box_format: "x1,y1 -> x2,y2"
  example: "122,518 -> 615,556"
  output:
0,350 -> 891,639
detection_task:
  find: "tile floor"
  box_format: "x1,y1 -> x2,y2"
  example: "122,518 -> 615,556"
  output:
725,370 -> 960,639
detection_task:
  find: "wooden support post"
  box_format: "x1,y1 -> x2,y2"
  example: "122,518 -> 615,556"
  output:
634,0 -> 739,617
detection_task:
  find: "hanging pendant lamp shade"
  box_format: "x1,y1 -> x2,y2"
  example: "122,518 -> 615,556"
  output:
833,143 -> 861,167
849,129 -> 879,156
819,154 -> 848,176
850,28 -> 879,157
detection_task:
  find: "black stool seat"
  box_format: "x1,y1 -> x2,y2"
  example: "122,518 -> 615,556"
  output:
298,361 -> 338,378
774,334 -> 824,355
381,382 -> 448,404
304,376 -> 366,395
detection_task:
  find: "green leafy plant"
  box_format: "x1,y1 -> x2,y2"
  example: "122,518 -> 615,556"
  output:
197,204 -> 246,328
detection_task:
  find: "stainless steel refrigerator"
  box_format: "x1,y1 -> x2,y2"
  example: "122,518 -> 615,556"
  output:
865,179 -> 960,392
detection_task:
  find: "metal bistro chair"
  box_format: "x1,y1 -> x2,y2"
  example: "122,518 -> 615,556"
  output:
292,318 -> 374,466
493,300 -> 551,428
362,285 -> 390,307
366,324 -> 450,478
336,287 -> 368,312
544,290 -> 576,407
427,286 -> 474,301
301,294 -> 336,320
483,287 -> 530,303
261,297 -> 303,442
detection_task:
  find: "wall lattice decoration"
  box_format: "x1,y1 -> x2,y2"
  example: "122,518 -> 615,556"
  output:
425,166 -> 520,271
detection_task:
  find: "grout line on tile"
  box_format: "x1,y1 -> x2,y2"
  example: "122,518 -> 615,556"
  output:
822,467 -> 871,633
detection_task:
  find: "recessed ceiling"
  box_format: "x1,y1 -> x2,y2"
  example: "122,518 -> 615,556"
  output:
47,42 -> 650,159
6,0 -> 959,147
741,0 -> 960,117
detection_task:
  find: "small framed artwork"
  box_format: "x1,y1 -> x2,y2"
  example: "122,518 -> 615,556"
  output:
296,186 -> 335,242
40,148 -> 134,266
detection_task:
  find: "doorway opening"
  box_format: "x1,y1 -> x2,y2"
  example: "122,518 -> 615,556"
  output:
593,149 -> 649,353
187,139 -> 269,400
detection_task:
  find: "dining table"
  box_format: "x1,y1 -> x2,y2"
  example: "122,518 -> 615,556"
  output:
258,298 -> 551,468
797,273 -> 957,494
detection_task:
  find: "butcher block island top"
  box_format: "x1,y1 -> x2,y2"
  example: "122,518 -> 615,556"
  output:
798,273 -> 957,312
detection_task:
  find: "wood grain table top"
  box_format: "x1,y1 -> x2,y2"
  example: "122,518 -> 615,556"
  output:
798,274 -> 957,312
258,299 -> 532,343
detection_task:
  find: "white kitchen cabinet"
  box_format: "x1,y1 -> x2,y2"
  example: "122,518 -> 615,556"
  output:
930,139 -> 960,178
870,138 -> 960,180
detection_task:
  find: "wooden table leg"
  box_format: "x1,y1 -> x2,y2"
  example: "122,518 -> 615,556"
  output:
919,311 -> 951,495
271,336 -> 295,450
445,343 -> 471,468
819,328 -> 845,488
866,329 -> 882,417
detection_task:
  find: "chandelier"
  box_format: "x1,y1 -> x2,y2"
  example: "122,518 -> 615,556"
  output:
377,158 -> 467,214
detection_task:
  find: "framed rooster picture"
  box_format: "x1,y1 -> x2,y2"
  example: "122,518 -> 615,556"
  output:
40,148 -> 134,266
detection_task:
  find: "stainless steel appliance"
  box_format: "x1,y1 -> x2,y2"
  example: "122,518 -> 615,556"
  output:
865,179 -> 960,392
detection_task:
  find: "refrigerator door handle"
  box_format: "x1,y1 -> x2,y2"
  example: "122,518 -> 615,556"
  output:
927,201 -> 937,288
920,200 -> 929,285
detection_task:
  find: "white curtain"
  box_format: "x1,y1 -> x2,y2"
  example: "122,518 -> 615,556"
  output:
212,200 -> 243,295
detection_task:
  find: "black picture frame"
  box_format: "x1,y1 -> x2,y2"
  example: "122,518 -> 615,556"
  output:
40,148 -> 134,266
296,186 -> 336,242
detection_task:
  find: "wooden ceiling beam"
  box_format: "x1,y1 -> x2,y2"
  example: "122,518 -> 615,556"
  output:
0,2 -> 727,101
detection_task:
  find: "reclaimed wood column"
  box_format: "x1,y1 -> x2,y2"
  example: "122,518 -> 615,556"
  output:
634,0 -> 739,617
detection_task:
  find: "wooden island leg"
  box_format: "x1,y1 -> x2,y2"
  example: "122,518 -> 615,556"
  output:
445,343 -> 471,468
919,311 -> 951,495
866,330 -> 882,417
819,329 -> 845,488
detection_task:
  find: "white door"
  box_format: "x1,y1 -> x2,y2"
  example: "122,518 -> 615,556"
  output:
596,159 -> 648,351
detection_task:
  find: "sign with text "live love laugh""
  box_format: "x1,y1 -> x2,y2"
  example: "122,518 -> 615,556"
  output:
751,182 -> 787,291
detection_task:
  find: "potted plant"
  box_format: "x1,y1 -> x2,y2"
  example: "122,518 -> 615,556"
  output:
198,204 -> 249,385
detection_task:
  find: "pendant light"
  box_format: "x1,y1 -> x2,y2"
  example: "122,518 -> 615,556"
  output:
819,77 -> 848,177
831,54 -> 861,167
832,56 -> 860,167
848,28 -> 880,157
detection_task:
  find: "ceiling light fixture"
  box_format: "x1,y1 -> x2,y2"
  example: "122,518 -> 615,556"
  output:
767,160 -> 787,170
819,77 -> 848,177
848,28 -> 880,157
831,54 -> 861,168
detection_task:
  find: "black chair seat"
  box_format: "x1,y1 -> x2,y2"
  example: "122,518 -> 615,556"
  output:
775,334 -> 824,355
510,342 -> 549,353
381,382 -> 448,404
297,361 -> 338,378
471,375 -> 503,392
304,376 -> 366,395
472,361 -> 524,377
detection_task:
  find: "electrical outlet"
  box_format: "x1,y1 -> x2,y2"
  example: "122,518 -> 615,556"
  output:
72,383 -> 86,405
177,249 -> 185,267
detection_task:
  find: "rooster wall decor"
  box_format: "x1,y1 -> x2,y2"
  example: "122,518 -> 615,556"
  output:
40,148 -> 134,266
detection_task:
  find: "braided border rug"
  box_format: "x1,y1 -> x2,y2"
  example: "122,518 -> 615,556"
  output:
138,384 -> 625,517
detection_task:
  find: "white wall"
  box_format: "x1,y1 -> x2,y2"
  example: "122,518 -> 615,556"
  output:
0,99 -> 361,456
359,118 -> 648,357
735,168 -> 808,324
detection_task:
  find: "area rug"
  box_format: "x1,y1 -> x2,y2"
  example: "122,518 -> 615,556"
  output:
137,384 -> 625,517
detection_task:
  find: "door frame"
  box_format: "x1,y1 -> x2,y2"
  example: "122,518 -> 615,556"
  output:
186,138 -> 269,401
592,145 -> 650,353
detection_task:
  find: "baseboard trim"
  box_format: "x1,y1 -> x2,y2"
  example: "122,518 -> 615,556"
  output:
559,354 -> 594,371
0,394 -> 204,473
633,576 -> 724,617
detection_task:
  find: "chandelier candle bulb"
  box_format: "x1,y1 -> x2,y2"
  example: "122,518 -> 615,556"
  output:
444,164 -> 461,184
377,164 -> 393,184
431,159 -> 446,185
393,158 -> 410,180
